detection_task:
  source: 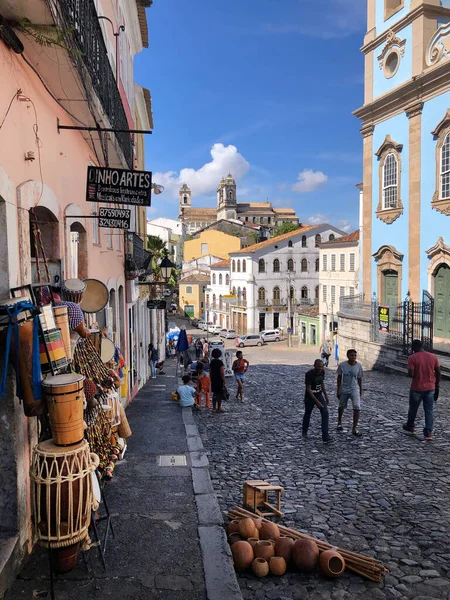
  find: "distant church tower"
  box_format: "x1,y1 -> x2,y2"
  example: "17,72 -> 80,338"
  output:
178,183 -> 191,219
217,173 -> 237,221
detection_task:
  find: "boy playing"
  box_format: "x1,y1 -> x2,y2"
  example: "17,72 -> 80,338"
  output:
232,351 -> 249,401
337,349 -> 363,436
177,374 -> 196,408
302,359 -> 331,443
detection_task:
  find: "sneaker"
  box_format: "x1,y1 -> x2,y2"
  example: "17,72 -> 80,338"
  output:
424,433 -> 432,440
336,424 -> 343,432
352,430 -> 362,437
402,424 -> 415,435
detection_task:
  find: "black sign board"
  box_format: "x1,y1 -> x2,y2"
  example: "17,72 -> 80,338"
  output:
98,207 -> 131,229
86,166 -> 152,206
378,305 -> 390,333
147,300 -> 167,310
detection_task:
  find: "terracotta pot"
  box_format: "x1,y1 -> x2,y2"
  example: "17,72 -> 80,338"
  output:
231,541 -> 254,572
292,539 -> 319,572
269,539 -> 276,546
260,521 -> 280,541
228,533 -> 242,545
319,549 -> 346,579
251,517 -> 263,531
239,517 -> 257,539
252,557 -> 269,577
247,537 -> 259,550
254,540 -> 275,561
274,537 -> 295,564
269,556 -> 287,576
227,520 -> 241,536
251,528 -> 260,540
51,542 -> 80,574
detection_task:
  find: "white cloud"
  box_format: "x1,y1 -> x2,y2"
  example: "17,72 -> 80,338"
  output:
292,169 -> 328,193
154,143 -> 250,198
307,213 -> 327,225
337,219 -> 352,233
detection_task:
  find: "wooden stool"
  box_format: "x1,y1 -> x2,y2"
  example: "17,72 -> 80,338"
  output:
243,480 -> 284,517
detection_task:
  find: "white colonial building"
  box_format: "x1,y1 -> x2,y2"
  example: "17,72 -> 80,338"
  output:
206,259 -> 231,328
319,231 -> 360,342
226,224 -> 346,335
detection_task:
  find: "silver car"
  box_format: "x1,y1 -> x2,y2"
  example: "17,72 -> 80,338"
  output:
220,328 -> 237,339
261,329 -> 281,342
238,334 -> 264,347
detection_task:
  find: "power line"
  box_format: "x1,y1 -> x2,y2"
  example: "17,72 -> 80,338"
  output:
0,90 -> 19,130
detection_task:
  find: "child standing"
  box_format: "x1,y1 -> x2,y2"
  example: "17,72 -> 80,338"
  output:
337,349 -> 363,436
177,375 -> 196,408
302,359 -> 331,443
195,362 -> 211,408
232,351 -> 249,402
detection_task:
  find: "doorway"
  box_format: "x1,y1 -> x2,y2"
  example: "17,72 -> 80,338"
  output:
273,312 -> 279,329
259,313 -> 266,331
310,324 -> 316,345
434,264 -> 450,339
383,270 -> 398,306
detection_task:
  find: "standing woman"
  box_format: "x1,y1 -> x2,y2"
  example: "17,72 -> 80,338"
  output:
148,343 -> 159,379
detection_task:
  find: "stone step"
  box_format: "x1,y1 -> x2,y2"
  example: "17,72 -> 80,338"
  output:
0,534 -> 20,597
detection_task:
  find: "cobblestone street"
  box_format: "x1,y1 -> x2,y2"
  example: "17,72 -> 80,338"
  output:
194,360 -> 450,600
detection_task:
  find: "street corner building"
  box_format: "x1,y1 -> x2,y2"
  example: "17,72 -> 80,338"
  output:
0,0 -> 163,594
339,0 -> 450,368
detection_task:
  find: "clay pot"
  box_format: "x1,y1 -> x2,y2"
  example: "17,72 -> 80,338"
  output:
274,537 -> 295,564
251,517 -> 263,531
252,557 -> 269,577
269,556 -> 287,576
247,537 -> 259,550
251,528 -> 260,540
51,542 -> 80,574
239,518 -> 257,539
228,533 -> 242,545
260,521 -> 280,541
254,540 -> 275,561
319,549 -> 346,579
292,539 -> 319,572
227,520 -> 241,536
231,541 -> 254,572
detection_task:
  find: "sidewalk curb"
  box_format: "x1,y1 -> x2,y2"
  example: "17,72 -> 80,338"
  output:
182,409 -> 242,600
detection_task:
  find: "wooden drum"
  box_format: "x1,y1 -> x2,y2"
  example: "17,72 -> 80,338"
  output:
30,439 -> 99,572
61,279 -> 86,305
79,278 -> 109,314
43,374 -> 85,446
53,305 -> 71,361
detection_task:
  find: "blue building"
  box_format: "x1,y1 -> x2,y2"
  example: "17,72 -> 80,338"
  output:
355,0 -> 450,343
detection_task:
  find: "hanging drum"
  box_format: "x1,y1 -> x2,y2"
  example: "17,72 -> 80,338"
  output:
61,279 -> 86,305
30,439 -> 99,573
43,374 -> 85,446
79,279 -> 109,314
53,305 -> 71,362
100,337 -> 115,364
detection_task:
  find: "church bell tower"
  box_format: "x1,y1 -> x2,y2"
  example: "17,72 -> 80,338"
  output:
217,173 -> 237,221
178,184 -> 191,219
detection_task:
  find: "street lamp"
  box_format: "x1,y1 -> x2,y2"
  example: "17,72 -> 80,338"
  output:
97,16 -> 125,84
152,183 -> 164,195
160,255 -> 175,282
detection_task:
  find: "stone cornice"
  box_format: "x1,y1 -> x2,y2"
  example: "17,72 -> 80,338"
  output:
405,101 -> 424,119
375,135 -> 403,157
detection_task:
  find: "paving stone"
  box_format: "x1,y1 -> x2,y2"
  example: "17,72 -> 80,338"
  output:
155,575 -> 193,591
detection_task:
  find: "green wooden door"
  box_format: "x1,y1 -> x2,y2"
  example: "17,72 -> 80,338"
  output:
434,265 -> 450,339
184,305 -> 195,318
383,271 -> 398,306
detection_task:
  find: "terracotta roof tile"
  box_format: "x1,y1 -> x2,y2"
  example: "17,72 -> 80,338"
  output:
179,274 -> 211,283
137,5 -> 149,48
230,224 -> 318,254
182,208 -> 217,218
211,259 -> 230,268
320,230 -> 359,246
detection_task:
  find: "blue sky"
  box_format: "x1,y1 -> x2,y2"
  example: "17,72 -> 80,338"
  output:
134,0 -> 366,232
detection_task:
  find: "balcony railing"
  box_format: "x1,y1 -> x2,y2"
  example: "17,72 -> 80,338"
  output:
126,232 -> 152,279
56,0 -> 133,168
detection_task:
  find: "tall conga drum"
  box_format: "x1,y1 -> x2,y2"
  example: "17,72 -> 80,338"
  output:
43,374 -> 85,446
30,439 -> 99,573
53,305 -> 71,361
61,279 -> 86,305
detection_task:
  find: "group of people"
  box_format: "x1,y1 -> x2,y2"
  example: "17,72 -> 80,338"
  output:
303,339 -> 440,443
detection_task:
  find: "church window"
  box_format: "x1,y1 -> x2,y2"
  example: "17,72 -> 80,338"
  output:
383,153 -> 398,209
301,235 -> 307,248
229,191 -> 233,200
226,274 -> 230,285
273,258 -> 280,273
258,259 -> 265,273
242,259 -> 246,273
329,234 -> 335,241
287,258 -> 294,272
385,0 -> 403,20
301,286 -> 308,300
315,234 -> 321,247
440,133 -> 450,199
288,240 -> 293,247
212,273 -> 216,285
315,258 -> 320,272
232,260 -> 235,272
183,195 -> 188,204
237,260 -> 241,272
219,273 -> 223,285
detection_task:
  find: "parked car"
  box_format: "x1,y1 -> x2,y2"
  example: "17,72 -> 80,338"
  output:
220,328 -> 237,339
208,340 -> 225,357
191,319 -> 199,328
210,324 -> 223,335
198,321 -> 206,330
206,322 -> 215,333
261,330 -> 281,342
237,334 -> 264,348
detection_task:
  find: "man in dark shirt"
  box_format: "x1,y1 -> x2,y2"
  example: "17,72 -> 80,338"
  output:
210,348 -> 227,413
302,359 -> 331,443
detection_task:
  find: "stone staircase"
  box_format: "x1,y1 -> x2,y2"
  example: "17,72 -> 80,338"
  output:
387,351 -> 450,380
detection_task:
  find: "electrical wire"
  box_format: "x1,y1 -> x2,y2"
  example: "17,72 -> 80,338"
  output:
17,93 -> 44,208
0,90 -> 20,131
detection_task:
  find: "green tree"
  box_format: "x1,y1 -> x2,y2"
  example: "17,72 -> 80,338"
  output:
147,235 -> 167,281
274,221 -> 300,237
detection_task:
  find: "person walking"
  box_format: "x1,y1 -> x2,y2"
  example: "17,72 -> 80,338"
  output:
320,338 -> 332,367
336,349 -> 363,436
148,343 -> 159,379
403,339 -> 440,440
195,338 -> 203,360
302,359 -> 331,443
210,348 -> 227,413
232,350 -> 249,402
203,339 -> 209,359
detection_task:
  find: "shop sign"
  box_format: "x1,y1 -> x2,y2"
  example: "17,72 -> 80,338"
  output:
147,300 -> 167,310
98,207 -> 131,229
378,306 -> 389,333
86,166 -> 152,206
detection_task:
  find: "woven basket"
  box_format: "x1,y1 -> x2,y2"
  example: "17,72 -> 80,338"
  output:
118,404 -> 132,438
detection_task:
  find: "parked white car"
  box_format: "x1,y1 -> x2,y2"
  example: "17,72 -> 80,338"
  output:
237,334 -> 264,347
261,329 -> 281,342
208,340 -> 225,356
210,324 -> 222,335
220,329 -> 237,339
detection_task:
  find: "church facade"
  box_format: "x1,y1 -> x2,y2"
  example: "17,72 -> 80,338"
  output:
178,174 -> 299,235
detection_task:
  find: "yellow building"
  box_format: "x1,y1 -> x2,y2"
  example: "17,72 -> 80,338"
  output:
179,274 -> 210,319
184,229 -> 241,261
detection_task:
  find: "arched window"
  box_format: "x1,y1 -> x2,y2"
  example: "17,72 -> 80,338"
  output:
206,294 -> 210,306
243,287 -> 247,305
212,294 -> 216,307
329,234 -> 335,241
226,274 -> 230,286
383,153 -> 398,209
315,258 -> 320,272
237,260 -> 241,273
232,286 -> 236,296
301,235 -> 307,248
219,273 -> 223,285
315,285 -> 319,300
242,259 -> 246,273
237,287 -> 241,302
273,286 -> 281,302
212,273 -> 216,285
219,295 -> 223,309
288,240 -> 293,247
232,260 -> 235,272
441,132 -> 450,199
287,258 -> 294,272
315,234 -> 322,247
258,259 -> 265,273
229,190 -> 233,200
289,286 -> 295,301
258,287 -> 266,305
301,286 -> 308,299
273,258 -> 280,273
301,258 -> 308,272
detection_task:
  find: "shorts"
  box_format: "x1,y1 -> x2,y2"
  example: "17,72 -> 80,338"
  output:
339,391 -> 361,411
235,373 -> 245,382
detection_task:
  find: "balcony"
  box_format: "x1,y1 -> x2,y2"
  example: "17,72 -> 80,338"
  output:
4,0 -> 133,168
126,233 -> 152,280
